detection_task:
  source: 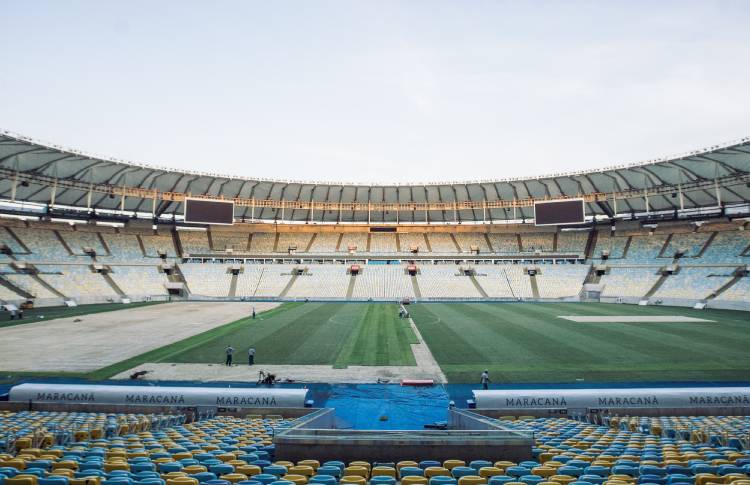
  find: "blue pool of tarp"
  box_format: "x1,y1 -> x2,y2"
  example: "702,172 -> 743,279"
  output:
2,378 -> 749,430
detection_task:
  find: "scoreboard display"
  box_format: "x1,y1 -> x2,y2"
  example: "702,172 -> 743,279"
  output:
184,198 -> 234,225
534,198 -> 585,226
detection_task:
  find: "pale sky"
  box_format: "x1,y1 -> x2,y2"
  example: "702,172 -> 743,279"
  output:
1,1 -> 749,184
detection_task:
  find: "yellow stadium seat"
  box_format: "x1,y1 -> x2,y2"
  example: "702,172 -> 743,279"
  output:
371,467 -> 397,478
221,474 -> 248,484
425,467 -> 452,478
343,466 -> 369,479
458,477 -> 487,485
401,478 -> 429,485
340,478 -> 367,485
444,460 -> 466,470
478,468 -> 504,479
282,475 -> 308,485
236,465 -> 261,476
289,466 -> 315,477
6,475 -> 38,485
398,462 -> 419,471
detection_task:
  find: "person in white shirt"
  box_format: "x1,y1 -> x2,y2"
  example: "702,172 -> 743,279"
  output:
480,370 -> 491,390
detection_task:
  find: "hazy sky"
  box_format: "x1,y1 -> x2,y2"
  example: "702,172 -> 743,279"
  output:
1,1 -> 749,184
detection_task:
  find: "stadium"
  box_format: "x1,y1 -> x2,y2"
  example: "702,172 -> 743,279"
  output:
2,2 -> 750,484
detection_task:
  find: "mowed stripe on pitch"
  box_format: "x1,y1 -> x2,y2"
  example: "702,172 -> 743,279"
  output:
409,302 -> 750,383
165,302 -> 416,367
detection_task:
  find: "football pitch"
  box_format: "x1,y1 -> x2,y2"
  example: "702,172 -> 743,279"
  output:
3,301 -> 749,384
115,301 -> 750,383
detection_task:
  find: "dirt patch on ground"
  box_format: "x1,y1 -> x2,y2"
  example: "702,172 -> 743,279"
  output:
0,302 -> 278,372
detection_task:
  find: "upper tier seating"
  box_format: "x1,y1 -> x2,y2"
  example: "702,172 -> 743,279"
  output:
475,265 -> 533,298
211,232 -> 249,252
179,263 -> 231,297
179,231 -> 211,255
307,233 -> 340,252
454,233 -> 491,253
277,233 -> 313,252
249,233 -> 275,253
592,231 -> 629,259
556,231 -> 590,254
36,265 -> 118,298
108,266 -> 169,297
624,234 -> 670,262
653,267 -> 736,300
416,266 -> 482,298
59,230 -> 107,256
600,267 -> 662,298
426,234 -> 458,253
352,265 -> 415,299
369,233 -> 397,253
398,233 -> 428,253
100,233 -> 144,261
0,226 -> 30,254
339,233 -> 369,252
487,233 -> 519,254
536,264 -> 590,298
10,227 -> 78,261
698,229 -> 750,263
663,231 -> 711,258
520,233 -> 554,253
285,265 -> 350,298
140,233 -> 178,258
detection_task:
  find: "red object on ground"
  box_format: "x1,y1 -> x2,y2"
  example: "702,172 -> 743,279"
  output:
401,379 -> 434,386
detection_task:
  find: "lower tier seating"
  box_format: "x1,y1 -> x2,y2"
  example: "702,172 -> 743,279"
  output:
0,411 -> 748,485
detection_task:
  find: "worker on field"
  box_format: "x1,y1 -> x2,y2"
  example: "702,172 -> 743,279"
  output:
252,307 -> 256,319
480,369 -> 491,390
248,347 -> 256,366
225,345 -> 235,366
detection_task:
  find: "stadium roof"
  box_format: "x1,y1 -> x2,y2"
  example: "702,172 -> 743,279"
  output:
1,130 -> 750,224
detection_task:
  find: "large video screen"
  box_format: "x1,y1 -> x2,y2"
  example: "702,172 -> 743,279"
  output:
184,198 -> 235,225
534,198 -> 585,226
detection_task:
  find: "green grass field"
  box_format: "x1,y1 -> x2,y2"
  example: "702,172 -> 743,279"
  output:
123,302 -> 417,369
409,302 -> 750,383
4,301 -> 748,384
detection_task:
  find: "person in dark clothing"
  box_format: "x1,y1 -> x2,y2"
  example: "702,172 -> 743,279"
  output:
224,345 -> 234,366
248,347 -> 256,366
252,307 -> 256,319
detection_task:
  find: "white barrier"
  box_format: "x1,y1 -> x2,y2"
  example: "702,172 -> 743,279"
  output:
473,387 -> 750,410
9,383 -> 309,408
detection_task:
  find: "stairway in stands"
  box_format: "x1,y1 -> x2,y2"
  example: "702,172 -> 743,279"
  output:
0,275 -> 33,300
529,272 -> 540,298
346,274 -> 356,299
228,272 -> 239,298
706,267 -> 746,302
31,273 -> 66,299
279,271 -> 300,298
410,275 -> 422,299
468,274 -> 488,297
101,270 -> 126,297
644,271 -> 670,299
